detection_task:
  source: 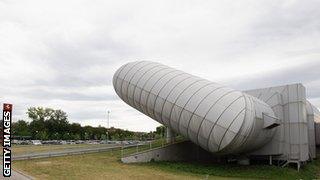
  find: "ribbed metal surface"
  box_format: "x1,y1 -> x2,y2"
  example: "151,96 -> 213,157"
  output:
307,101 -> 320,148
306,101 -> 317,159
113,61 -> 276,155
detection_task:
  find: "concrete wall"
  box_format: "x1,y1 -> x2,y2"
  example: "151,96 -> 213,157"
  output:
121,141 -> 218,163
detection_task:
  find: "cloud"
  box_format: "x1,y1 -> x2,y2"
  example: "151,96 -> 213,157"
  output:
226,61 -> 320,92
0,0 -> 319,131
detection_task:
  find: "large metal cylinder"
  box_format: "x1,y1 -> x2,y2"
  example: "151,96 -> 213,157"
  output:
113,61 -> 277,155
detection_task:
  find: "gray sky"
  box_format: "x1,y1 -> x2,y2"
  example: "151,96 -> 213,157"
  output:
0,0 -> 319,132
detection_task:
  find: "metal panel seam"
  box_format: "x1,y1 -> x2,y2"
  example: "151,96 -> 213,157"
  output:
296,84 -> 302,161
151,72 -> 187,123
232,94 -> 249,150
287,85 -> 291,159
177,82 -> 214,136
114,63 -> 130,95
185,86 -> 224,141
118,83 -> 242,135
159,76 -> 193,125
206,95 -> 244,150
144,70 -> 179,117
232,95 -> 253,151
119,61 -> 145,101
137,67 -> 171,112
241,95 -> 257,151
132,64 -> 164,109
125,62 -> 154,106
265,92 -> 278,103
218,107 -> 246,151
167,79 -> 206,133
196,90 -> 236,149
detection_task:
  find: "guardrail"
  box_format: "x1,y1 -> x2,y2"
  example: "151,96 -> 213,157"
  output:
3,137 -> 186,161
4,145 -> 134,161
120,136 -> 185,158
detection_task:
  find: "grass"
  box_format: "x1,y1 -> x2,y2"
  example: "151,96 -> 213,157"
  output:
121,137 -> 186,157
12,144 -> 117,156
13,149 -> 212,180
143,160 -> 320,179
12,145 -> 320,180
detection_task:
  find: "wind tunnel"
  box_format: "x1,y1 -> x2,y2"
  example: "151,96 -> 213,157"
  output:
113,61 -> 279,155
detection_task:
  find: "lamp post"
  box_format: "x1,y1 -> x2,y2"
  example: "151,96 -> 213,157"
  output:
107,110 -> 110,143
35,130 -> 39,140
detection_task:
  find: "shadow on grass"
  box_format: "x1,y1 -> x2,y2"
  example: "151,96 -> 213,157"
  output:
132,159 -> 320,179
121,144 -> 320,179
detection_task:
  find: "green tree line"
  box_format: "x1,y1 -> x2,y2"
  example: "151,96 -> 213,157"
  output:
11,107 -> 165,141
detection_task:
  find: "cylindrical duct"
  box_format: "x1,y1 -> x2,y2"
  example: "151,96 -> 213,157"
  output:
113,61 -> 276,155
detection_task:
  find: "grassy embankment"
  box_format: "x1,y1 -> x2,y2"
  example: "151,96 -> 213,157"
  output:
12,143 -> 320,179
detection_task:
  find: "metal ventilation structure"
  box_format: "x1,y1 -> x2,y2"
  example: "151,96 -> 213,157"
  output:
113,61 -> 320,167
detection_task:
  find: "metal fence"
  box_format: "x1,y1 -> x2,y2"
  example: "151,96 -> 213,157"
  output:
120,136 -> 185,158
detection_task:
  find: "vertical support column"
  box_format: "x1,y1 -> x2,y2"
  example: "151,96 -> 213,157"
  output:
166,127 -> 175,143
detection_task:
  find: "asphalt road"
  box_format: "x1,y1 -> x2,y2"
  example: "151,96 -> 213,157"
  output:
11,144 -> 142,160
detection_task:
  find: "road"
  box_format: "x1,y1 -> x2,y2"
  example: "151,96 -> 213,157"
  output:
10,144 -> 142,161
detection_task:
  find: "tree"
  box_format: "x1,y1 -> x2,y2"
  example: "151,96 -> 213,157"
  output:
22,106 -> 157,141
12,120 -> 31,137
72,134 -> 81,140
100,134 -> 107,140
29,119 -> 46,138
111,133 -> 120,140
35,131 -> 49,140
70,123 -> 82,135
84,132 -> 90,140
27,107 -> 55,121
45,109 -> 69,139
62,133 -> 71,140
27,107 -> 52,138
155,125 -> 166,138
27,107 -> 68,139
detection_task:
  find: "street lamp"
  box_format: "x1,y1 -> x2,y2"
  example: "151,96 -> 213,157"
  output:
107,110 -> 110,143
35,130 -> 39,140
67,132 -> 70,140
106,131 -> 108,142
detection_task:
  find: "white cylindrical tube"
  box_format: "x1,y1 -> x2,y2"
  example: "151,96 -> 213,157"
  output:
113,61 -> 276,155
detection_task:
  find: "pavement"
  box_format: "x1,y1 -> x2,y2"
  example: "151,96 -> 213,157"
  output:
0,165 -> 33,180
